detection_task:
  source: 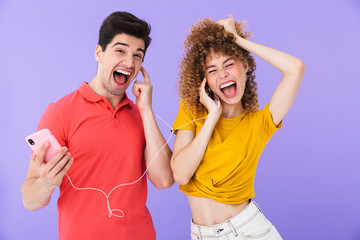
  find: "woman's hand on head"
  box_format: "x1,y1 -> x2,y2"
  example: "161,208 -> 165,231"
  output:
217,18 -> 239,38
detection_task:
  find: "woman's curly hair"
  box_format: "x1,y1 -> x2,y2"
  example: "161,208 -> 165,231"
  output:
177,18 -> 259,113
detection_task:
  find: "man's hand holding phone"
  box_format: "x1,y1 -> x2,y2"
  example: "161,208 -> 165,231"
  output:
26,129 -> 74,191
22,129 -> 74,211
32,143 -> 74,191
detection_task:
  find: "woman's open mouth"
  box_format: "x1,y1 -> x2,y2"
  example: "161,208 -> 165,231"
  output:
219,80 -> 237,98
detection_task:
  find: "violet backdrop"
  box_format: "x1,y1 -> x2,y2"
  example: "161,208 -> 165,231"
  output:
1,0 -> 359,239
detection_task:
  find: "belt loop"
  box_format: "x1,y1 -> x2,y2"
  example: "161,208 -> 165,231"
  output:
226,220 -> 238,237
252,200 -> 262,213
197,226 -> 203,240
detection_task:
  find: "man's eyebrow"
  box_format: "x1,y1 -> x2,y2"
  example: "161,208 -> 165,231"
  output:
112,42 -> 145,54
137,48 -> 145,54
112,42 -> 128,48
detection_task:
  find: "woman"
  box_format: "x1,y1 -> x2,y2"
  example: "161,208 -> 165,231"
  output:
171,17 -> 304,240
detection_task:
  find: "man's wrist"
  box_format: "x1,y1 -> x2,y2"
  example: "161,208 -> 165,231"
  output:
139,108 -> 154,118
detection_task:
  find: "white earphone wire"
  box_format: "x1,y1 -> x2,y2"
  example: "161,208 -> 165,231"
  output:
65,110 -> 218,217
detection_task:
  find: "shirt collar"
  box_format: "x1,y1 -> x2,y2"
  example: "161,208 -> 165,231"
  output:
78,82 -> 131,107
78,82 -> 102,102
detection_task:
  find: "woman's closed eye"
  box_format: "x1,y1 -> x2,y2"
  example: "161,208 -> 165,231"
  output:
208,69 -> 217,74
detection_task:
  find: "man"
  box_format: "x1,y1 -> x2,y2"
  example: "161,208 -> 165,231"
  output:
21,11 -> 174,240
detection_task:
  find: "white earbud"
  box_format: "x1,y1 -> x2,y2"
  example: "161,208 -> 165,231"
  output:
215,95 -> 220,108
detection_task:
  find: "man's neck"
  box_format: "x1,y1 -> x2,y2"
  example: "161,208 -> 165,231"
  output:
88,76 -> 124,110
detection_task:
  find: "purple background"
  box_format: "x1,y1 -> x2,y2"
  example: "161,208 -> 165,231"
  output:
1,0 -> 359,239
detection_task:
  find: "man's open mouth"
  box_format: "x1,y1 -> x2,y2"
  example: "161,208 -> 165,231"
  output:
220,81 -> 237,98
113,69 -> 131,85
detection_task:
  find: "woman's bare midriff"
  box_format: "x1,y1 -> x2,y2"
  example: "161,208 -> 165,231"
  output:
188,195 -> 250,226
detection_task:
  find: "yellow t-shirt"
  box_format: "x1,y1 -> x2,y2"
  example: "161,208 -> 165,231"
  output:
172,99 -> 282,204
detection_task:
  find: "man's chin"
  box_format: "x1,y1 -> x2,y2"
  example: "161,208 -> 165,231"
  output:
106,81 -> 127,96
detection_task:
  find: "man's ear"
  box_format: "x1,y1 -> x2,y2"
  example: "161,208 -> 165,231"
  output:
95,44 -> 103,63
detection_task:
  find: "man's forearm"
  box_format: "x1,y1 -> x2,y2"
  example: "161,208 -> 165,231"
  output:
139,109 -> 174,189
21,177 -> 54,211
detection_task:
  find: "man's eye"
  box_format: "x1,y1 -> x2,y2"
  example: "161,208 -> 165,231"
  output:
225,63 -> 234,68
208,69 -> 216,74
134,54 -> 143,59
117,49 -> 124,53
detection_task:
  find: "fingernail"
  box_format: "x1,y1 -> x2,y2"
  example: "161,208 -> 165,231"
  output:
44,142 -> 49,147
62,147 -> 68,152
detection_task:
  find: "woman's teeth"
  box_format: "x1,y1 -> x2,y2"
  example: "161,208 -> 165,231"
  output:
220,81 -> 236,90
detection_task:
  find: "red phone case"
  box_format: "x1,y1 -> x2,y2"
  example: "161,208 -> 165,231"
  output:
25,129 -> 62,163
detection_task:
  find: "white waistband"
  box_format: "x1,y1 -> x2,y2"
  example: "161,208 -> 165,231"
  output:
190,200 -> 262,238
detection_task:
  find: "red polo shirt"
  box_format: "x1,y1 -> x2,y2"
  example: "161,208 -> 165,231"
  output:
37,82 -> 155,240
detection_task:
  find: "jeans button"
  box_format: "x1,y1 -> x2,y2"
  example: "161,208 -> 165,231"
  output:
216,228 -> 224,234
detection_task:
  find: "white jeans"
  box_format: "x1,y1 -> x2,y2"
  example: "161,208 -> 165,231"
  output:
190,200 -> 283,240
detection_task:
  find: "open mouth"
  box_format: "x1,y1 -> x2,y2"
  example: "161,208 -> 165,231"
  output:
220,81 -> 237,98
113,69 -> 131,86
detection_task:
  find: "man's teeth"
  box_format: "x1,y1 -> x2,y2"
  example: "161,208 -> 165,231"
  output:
115,70 -> 131,76
220,81 -> 236,89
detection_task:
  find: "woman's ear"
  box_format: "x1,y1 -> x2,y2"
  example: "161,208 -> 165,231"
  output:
94,44 -> 103,63
242,60 -> 249,72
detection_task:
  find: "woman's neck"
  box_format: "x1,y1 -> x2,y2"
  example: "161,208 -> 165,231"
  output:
221,102 -> 245,118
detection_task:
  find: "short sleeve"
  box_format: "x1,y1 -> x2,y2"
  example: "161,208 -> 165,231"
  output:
258,103 -> 282,135
171,99 -> 196,134
37,103 -> 67,146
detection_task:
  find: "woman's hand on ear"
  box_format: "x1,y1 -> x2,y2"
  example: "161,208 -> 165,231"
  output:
199,78 -> 222,117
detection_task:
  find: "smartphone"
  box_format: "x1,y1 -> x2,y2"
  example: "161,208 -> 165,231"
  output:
205,82 -> 214,100
25,129 -> 62,163
205,82 -> 220,108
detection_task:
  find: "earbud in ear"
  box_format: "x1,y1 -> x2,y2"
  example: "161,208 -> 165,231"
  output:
215,95 -> 220,108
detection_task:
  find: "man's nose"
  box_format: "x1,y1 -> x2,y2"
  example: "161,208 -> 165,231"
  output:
121,53 -> 134,68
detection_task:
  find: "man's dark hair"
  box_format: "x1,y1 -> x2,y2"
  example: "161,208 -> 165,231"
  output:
98,11 -> 152,54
